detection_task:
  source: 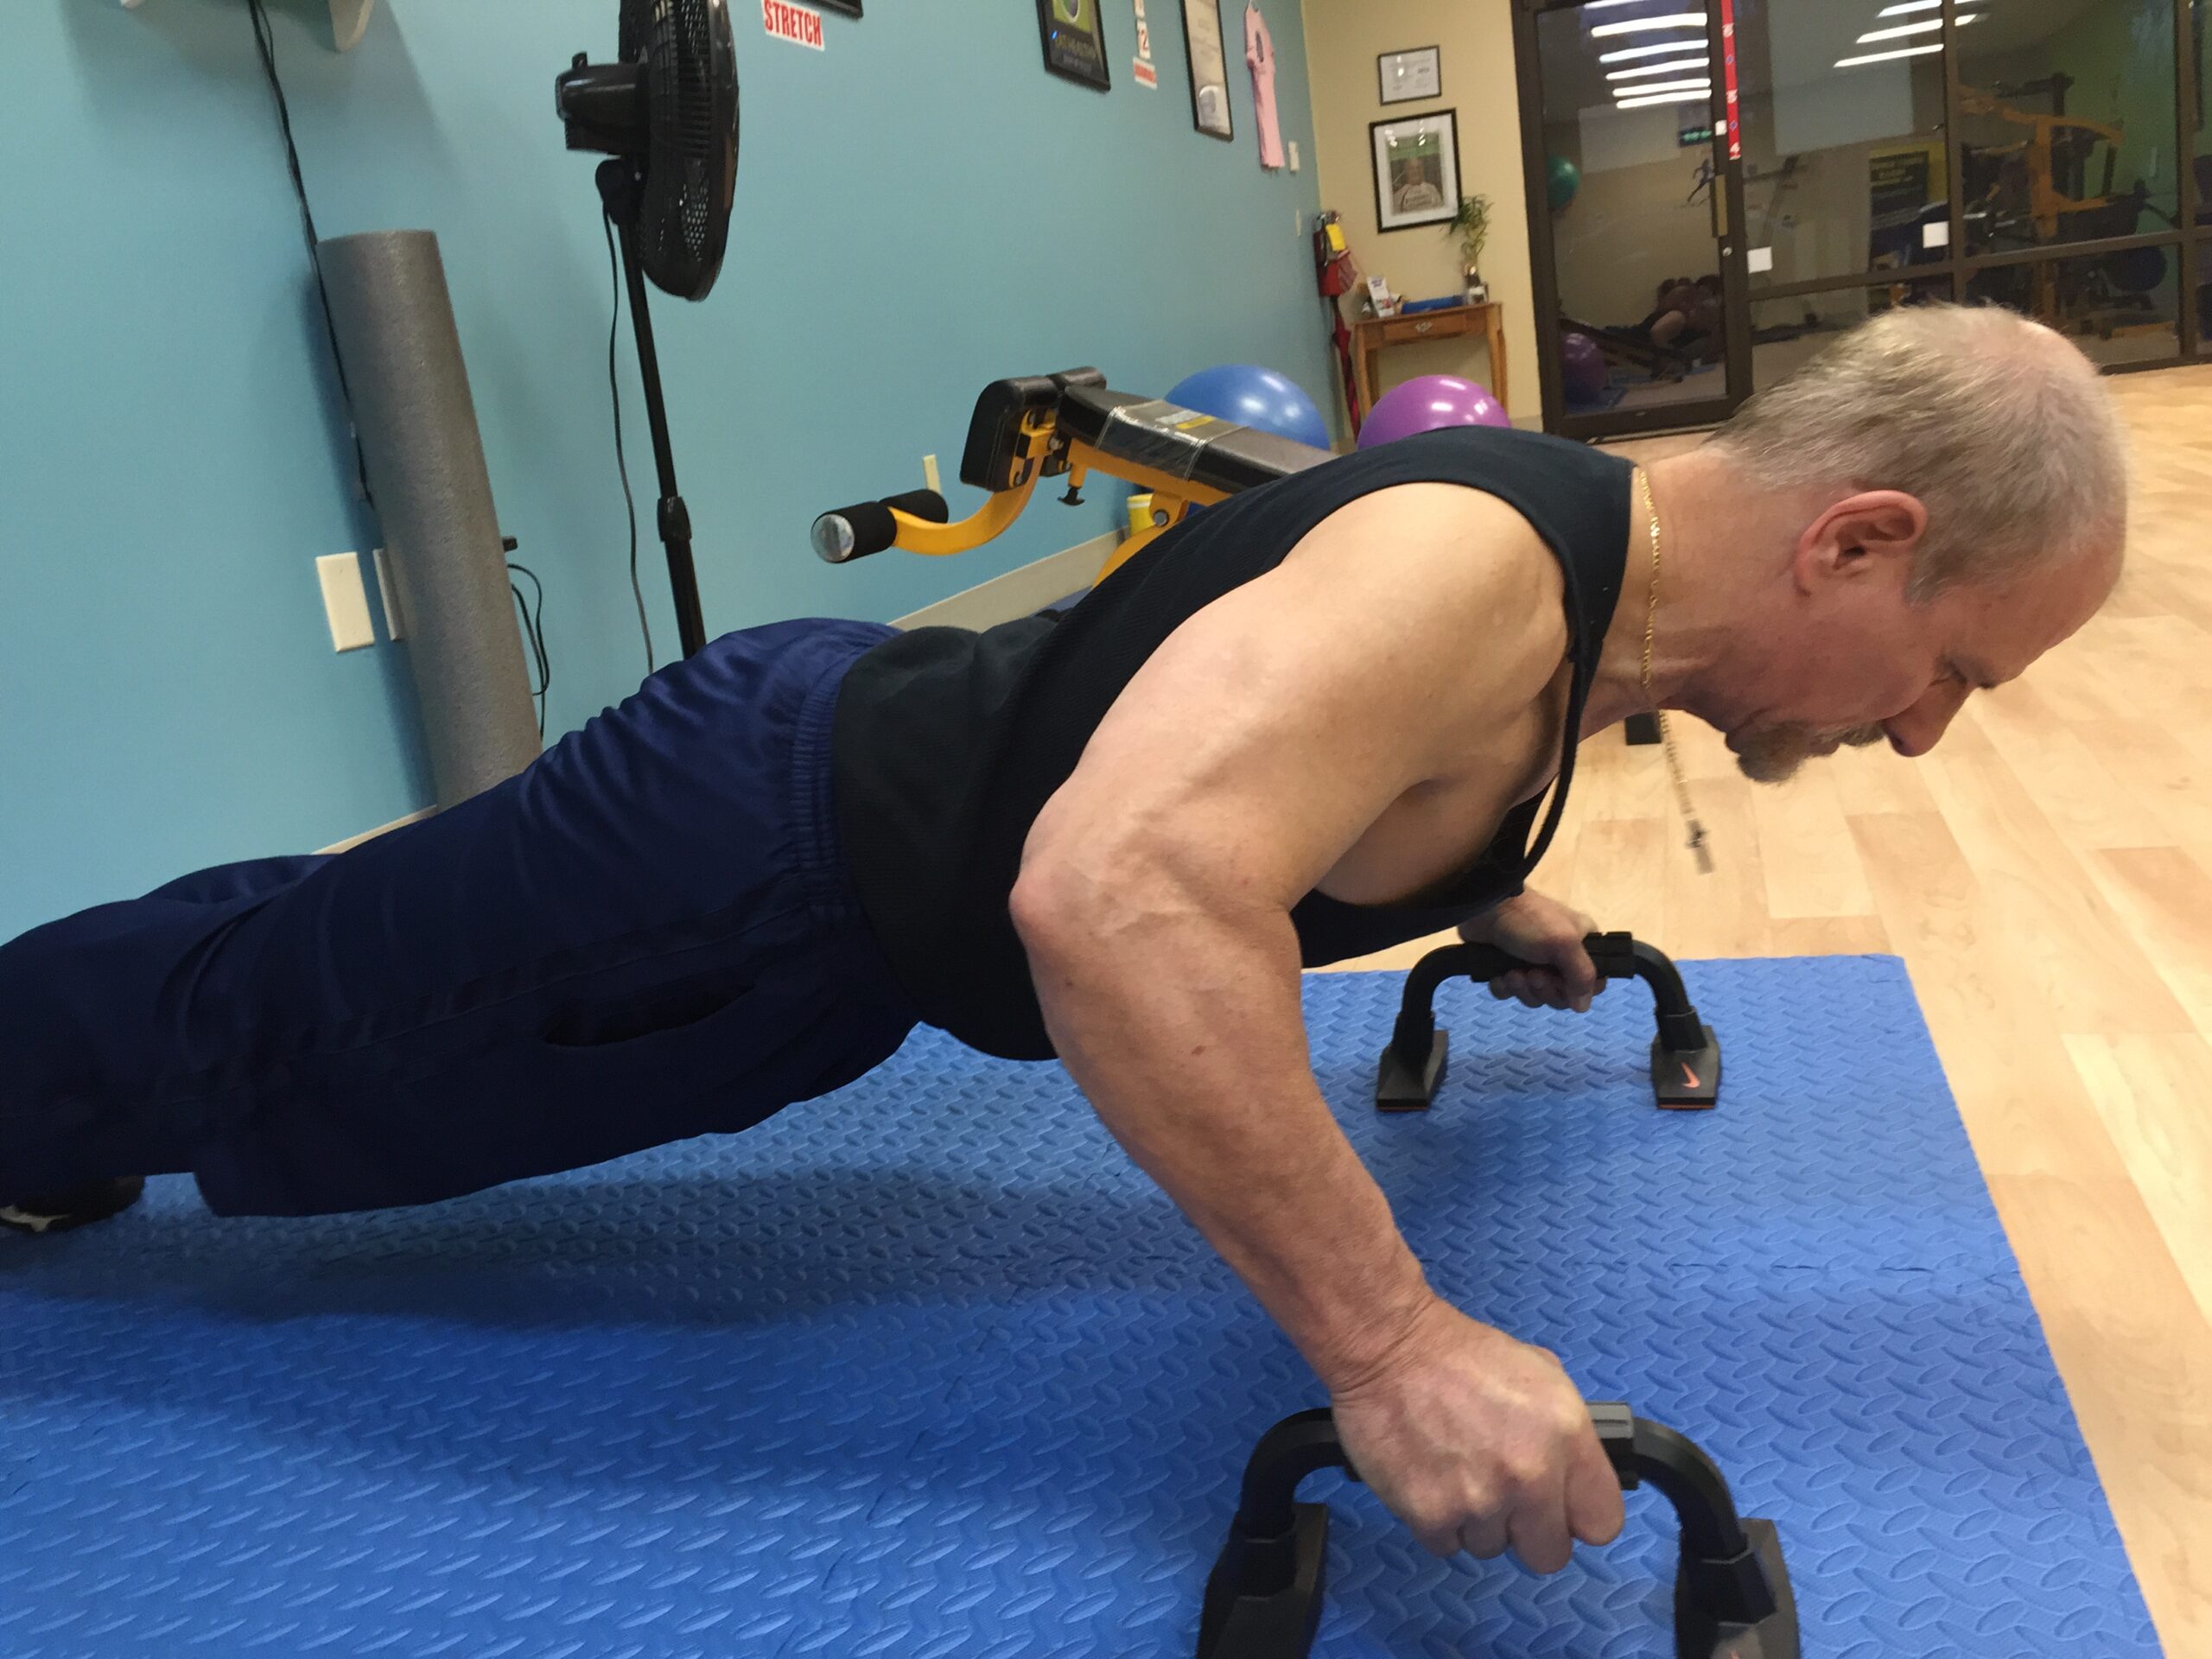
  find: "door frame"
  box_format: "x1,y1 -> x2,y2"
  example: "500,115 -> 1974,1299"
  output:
1515,0 -> 1752,439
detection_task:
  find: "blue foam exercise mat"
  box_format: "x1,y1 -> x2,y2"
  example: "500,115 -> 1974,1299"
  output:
0,957 -> 2158,1656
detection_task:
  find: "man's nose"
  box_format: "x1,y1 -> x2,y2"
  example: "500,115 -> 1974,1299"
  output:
1883,681 -> 1973,758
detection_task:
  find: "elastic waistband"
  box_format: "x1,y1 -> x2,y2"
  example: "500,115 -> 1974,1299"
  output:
786,620 -> 900,925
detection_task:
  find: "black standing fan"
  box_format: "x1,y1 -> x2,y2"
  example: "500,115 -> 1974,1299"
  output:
556,0 -> 739,659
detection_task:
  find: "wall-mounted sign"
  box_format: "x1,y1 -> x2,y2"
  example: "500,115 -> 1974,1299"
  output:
763,0 -> 823,49
1038,0 -> 1111,91
1134,0 -> 1158,88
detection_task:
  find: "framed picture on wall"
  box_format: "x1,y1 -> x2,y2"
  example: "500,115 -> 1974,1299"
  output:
1037,0 -> 1111,92
1377,46 -> 1441,105
1182,0 -> 1234,140
1370,110 -> 1460,232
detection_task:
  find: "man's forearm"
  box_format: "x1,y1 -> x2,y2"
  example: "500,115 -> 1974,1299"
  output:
1019,889 -> 1434,1390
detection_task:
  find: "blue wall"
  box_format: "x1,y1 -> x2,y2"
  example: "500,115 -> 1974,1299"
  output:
0,0 -> 1327,938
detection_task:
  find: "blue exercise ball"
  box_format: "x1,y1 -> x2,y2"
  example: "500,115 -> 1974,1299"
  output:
1166,365 -> 1332,450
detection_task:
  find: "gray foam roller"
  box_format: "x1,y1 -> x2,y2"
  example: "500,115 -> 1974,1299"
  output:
321,231 -> 540,808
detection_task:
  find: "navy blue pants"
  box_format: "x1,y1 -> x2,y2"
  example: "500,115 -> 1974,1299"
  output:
0,620 -> 919,1217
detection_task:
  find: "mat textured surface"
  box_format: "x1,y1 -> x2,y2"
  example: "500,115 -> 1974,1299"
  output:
0,957 -> 2157,1656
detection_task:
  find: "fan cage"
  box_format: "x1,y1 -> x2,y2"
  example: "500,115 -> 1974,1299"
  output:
620,0 -> 736,300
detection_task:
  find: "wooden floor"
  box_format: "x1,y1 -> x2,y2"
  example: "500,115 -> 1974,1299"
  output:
1325,365 -> 2212,1654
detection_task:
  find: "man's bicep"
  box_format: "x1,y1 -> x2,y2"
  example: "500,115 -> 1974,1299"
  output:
1029,585 -> 1421,906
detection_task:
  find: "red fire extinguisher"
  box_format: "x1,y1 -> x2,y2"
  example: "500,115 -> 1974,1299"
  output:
1312,210 -> 1363,437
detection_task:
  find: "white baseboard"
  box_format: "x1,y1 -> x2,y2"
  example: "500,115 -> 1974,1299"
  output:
892,531 -> 1119,632
318,806 -> 435,855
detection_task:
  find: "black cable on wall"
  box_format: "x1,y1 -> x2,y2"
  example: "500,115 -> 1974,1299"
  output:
245,0 -> 372,509
245,0 -> 569,731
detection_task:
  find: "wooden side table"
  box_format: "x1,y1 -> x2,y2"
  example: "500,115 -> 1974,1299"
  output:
1350,301 -> 1509,423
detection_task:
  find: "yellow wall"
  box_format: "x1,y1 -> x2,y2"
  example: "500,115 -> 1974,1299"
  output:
1303,0 -> 1537,423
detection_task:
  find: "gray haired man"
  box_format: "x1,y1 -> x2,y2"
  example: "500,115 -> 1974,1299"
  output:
3,304 -> 2127,1578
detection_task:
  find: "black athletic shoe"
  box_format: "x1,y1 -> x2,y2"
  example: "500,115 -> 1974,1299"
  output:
0,1176 -> 146,1236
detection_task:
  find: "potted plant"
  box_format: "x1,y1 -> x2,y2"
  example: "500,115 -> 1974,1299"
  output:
1447,193 -> 1492,303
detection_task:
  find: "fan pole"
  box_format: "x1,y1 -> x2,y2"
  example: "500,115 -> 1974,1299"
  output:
605,183 -> 709,659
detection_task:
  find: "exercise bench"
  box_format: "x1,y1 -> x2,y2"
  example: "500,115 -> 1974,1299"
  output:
811,368 -> 1332,583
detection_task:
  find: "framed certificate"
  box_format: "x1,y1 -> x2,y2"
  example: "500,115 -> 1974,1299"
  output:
1378,46 -> 1442,106
1183,0 -> 1234,140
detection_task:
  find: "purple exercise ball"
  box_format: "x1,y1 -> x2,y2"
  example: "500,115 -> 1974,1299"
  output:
1357,374 -> 1510,449
1561,331 -> 1609,403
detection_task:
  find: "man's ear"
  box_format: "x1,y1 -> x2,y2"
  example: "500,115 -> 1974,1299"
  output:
1793,490 -> 1928,590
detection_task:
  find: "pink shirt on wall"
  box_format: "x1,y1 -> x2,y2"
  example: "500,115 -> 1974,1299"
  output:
1244,4 -> 1286,170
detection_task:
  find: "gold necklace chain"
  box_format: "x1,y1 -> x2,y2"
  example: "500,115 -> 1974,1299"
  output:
1637,467 -> 1713,874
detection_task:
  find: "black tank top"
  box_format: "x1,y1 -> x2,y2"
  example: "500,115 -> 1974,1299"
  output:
832,426 -> 1633,1060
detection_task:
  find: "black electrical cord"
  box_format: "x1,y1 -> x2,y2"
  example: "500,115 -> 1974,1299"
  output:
254,1 -> 652,692
509,562 -> 553,740
603,211 -> 655,677
245,0 -> 372,507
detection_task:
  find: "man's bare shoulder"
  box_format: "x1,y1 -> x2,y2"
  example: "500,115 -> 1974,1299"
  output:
1270,481 -> 1572,712
1026,480 -> 1582,906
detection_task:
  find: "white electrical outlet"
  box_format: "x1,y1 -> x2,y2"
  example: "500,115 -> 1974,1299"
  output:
924,454 -> 942,494
1288,140 -> 1300,173
316,553 -> 377,652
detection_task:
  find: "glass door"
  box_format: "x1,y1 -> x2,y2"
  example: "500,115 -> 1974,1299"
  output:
1519,0 -> 2208,430
1730,0 -> 1961,392
1516,0 -> 1752,437
1733,0 -> 2197,385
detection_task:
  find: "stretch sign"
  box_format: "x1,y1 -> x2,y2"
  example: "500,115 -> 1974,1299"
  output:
763,0 -> 824,51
